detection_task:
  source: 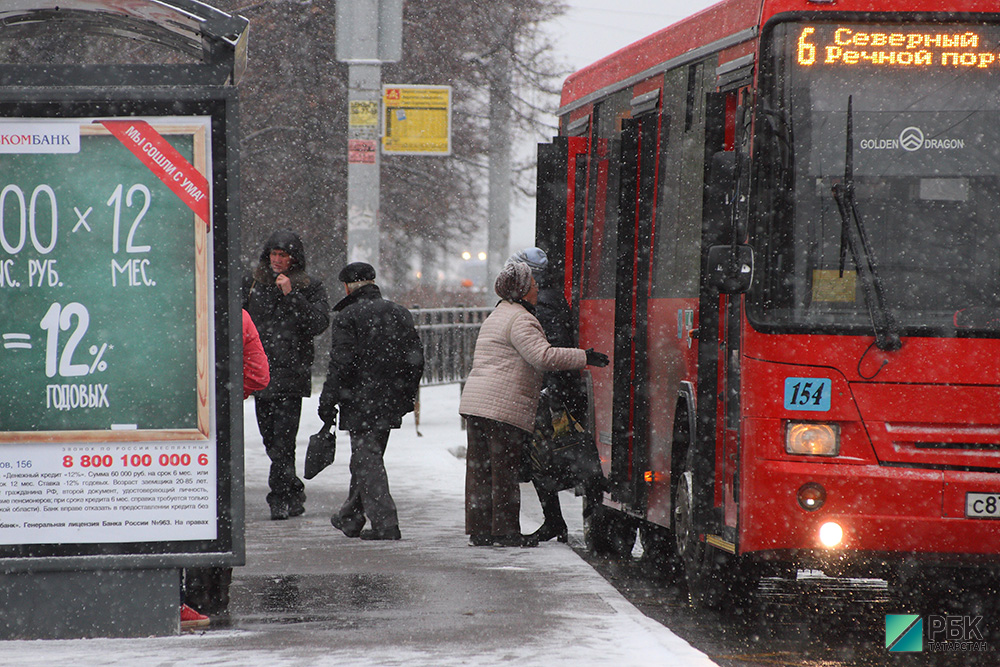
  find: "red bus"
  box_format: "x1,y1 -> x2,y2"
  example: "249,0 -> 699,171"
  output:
535,0 -> 1000,606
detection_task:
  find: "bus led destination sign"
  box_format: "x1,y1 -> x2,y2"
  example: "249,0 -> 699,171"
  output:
796,25 -> 1000,69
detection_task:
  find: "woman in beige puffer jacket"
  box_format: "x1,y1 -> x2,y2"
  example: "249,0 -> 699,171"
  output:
459,261 -> 607,547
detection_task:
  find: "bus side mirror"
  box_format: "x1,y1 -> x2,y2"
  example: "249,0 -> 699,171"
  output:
708,244 -> 754,293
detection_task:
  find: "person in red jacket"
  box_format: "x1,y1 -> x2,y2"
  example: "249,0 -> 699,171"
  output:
243,308 -> 270,399
182,310 -> 271,627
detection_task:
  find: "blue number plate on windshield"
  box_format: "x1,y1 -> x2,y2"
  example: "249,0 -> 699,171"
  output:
783,377 -> 832,411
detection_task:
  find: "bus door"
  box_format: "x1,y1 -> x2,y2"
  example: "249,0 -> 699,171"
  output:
697,91 -> 743,542
720,89 -> 752,538
536,135 -> 591,317
610,112 -> 661,509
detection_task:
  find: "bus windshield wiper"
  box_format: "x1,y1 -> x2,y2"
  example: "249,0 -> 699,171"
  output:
831,96 -> 902,352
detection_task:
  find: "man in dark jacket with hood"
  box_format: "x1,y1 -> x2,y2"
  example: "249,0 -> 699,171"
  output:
319,262 -> 424,540
243,230 -> 330,520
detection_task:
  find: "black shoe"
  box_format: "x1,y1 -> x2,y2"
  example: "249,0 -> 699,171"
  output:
530,520 -> 568,543
359,526 -> 401,541
270,505 -> 289,521
330,515 -> 363,538
469,534 -> 492,547
288,505 -> 305,518
492,533 -> 538,548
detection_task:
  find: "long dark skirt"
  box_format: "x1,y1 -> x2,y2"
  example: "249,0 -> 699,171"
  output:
464,416 -> 530,539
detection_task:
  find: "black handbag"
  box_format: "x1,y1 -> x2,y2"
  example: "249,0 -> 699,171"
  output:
304,422 -> 336,479
529,395 -> 601,492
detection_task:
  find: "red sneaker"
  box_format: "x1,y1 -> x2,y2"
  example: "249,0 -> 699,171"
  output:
180,603 -> 210,629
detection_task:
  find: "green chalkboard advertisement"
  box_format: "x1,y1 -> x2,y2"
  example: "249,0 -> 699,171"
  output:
0,115 -> 220,549
0,118 -> 211,443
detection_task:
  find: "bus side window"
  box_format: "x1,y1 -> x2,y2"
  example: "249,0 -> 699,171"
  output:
583,91 -> 630,300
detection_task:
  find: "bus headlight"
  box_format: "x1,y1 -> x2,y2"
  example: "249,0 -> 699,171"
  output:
819,521 -> 844,548
786,422 -> 840,456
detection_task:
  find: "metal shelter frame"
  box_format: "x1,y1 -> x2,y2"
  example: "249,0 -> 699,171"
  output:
0,0 -> 248,639
0,0 -> 248,85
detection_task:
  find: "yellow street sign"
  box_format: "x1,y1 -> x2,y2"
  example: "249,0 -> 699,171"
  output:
382,85 -> 451,155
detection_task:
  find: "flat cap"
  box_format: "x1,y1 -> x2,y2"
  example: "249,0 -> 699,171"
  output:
338,262 -> 376,283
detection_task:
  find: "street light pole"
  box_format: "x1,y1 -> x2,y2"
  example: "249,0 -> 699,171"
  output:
485,9 -> 514,305
336,0 -> 402,269
346,61 -> 382,266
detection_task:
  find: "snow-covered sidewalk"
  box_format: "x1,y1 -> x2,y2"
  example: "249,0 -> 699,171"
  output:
7,384 -> 716,666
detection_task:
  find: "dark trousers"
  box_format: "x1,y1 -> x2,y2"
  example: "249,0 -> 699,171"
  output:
465,416 -> 528,538
336,429 -> 398,531
184,567 -> 233,615
255,395 -> 306,511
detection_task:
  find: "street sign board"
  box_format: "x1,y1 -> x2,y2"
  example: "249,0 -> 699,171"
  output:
382,85 -> 452,156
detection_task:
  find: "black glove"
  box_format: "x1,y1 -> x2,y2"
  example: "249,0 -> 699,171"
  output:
318,400 -> 338,426
585,348 -> 609,367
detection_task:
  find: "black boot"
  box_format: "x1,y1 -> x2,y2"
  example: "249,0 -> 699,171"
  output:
492,533 -> 538,547
533,484 -> 568,542
529,520 -> 568,543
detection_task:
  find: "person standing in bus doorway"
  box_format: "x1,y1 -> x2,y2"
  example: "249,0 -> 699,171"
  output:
243,230 -> 330,520
319,262 -> 424,541
507,248 -> 606,543
460,261 -> 609,547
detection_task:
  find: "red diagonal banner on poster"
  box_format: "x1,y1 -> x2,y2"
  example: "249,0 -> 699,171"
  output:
99,120 -> 211,228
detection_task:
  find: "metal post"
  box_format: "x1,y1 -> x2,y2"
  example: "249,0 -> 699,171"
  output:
347,61 -> 382,265
486,15 -> 513,304
337,0 -> 402,269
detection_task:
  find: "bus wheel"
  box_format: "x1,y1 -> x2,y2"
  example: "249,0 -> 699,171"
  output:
674,470 -> 724,607
674,470 -> 762,612
584,503 -> 636,558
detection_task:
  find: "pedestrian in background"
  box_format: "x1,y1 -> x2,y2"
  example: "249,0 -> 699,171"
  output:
507,248 -> 605,544
459,261 -> 609,547
319,262 -> 424,541
243,230 -> 329,520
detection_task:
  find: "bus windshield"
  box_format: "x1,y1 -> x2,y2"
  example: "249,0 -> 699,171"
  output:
749,20 -> 1000,336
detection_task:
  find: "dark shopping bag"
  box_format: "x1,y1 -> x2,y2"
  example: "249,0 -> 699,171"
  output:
529,395 -> 601,492
304,422 -> 336,479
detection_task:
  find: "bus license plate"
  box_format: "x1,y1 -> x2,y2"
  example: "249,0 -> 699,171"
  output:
966,493 -> 1000,519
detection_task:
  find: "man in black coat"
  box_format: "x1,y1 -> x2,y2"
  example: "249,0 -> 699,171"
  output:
319,262 -> 424,540
243,230 -> 330,520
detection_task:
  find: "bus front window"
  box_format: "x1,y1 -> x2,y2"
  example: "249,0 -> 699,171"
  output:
749,20 -> 1000,336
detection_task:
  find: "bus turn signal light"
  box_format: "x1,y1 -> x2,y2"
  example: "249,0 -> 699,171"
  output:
786,422 -> 840,456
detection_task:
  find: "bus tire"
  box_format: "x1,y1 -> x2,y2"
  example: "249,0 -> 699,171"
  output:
584,503 -> 636,558
674,469 -> 762,612
674,469 -> 733,607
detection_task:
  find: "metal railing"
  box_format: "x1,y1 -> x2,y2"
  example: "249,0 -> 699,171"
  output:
411,307 -> 491,386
